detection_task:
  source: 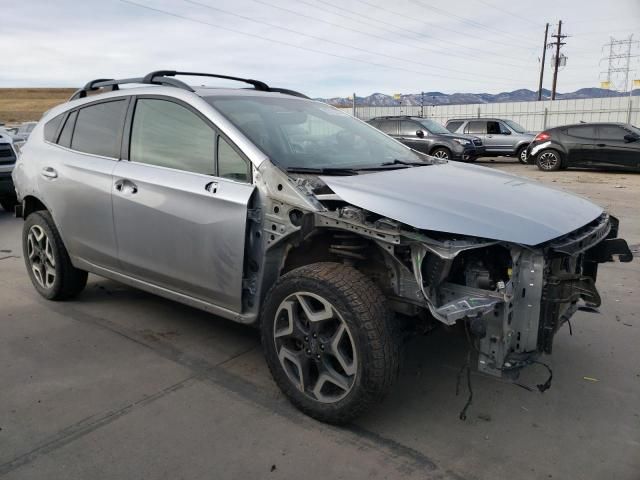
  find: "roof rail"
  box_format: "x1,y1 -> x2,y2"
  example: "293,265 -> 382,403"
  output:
69,70 -> 309,101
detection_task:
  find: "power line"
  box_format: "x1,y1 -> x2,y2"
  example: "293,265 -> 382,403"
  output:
409,0 -> 539,50
181,0 -> 529,83
251,0 -> 533,69
471,0 -> 543,27
116,0 -> 528,87
350,0 -> 536,59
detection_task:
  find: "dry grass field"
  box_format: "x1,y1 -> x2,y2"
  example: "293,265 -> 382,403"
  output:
0,88 -> 75,124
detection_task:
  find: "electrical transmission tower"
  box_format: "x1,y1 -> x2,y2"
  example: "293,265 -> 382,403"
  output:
600,35 -> 640,92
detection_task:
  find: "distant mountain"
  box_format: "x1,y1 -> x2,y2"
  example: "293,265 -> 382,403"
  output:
318,88 -> 639,107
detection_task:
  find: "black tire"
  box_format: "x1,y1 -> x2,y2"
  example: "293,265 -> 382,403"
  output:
430,147 -> 451,159
260,262 -> 400,424
535,149 -> 562,171
22,211 -> 88,300
0,197 -> 17,213
516,145 -> 529,164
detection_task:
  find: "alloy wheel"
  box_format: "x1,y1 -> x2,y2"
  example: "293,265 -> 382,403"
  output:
538,151 -> 559,170
520,149 -> 527,162
433,150 -> 450,159
273,292 -> 357,403
27,225 -> 56,289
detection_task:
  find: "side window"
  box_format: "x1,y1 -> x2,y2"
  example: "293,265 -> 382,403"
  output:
71,100 -> 127,158
130,99 -> 215,175
498,122 -> 511,134
487,121 -> 502,134
446,121 -> 463,132
378,120 -> 397,135
598,125 -> 627,141
400,121 -> 419,136
44,114 -> 64,143
566,125 -> 596,138
217,136 -> 249,182
58,111 -> 78,148
465,121 -> 486,134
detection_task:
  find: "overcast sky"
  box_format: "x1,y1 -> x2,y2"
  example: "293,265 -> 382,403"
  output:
2,0 -> 639,97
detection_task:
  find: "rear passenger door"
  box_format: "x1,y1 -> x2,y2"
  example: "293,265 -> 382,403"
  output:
563,125 -> 597,166
464,120 -> 488,150
112,96 -> 254,311
38,99 -> 127,269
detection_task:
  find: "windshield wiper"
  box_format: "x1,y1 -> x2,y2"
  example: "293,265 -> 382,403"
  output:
286,166 -> 358,175
367,158 -> 433,168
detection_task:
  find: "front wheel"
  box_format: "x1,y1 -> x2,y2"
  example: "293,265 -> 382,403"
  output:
261,263 -> 400,424
22,211 -> 88,300
516,145 -> 529,164
430,147 -> 451,159
536,149 -> 562,171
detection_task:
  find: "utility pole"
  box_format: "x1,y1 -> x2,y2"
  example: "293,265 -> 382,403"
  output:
550,20 -> 566,100
352,92 -> 356,117
537,23 -> 549,101
421,91 -> 425,117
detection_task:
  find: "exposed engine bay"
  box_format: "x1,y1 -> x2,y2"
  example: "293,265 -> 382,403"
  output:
266,171 -> 634,380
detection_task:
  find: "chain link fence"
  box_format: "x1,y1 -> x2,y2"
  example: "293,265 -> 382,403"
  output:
339,96 -> 640,131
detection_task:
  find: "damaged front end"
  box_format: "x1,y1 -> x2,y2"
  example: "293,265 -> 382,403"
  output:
311,200 -> 632,381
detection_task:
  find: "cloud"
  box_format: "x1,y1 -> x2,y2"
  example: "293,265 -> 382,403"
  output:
1,0 -> 639,97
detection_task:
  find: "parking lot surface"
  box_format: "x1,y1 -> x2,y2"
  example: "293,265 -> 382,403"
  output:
1,161 -> 639,479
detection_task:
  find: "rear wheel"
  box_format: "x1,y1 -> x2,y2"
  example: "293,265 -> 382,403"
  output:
430,147 -> 451,159
22,211 -> 88,300
516,145 -> 529,164
261,262 -> 400,424
536,149 -> 562,171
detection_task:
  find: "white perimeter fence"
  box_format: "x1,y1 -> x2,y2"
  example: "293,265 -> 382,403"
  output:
338,96 -> 640,131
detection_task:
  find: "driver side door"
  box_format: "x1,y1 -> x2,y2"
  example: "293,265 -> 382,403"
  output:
112,96 -> 255,312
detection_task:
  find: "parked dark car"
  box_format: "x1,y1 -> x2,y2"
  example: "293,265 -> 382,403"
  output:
368,116 -> 484,161
527,122 -> 640,171
445,117 -> 535,163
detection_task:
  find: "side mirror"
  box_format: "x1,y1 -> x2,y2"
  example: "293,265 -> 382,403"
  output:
502,129 -> 512,135
416,130 -> 425,138
623,133 -> 638,143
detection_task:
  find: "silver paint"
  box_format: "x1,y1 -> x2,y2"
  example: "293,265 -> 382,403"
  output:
321,161 -> 603,245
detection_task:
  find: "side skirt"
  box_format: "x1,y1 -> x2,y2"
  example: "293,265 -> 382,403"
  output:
72,257 -> 258,325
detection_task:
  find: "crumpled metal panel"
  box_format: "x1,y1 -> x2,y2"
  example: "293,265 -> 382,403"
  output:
321,162 -> 603,246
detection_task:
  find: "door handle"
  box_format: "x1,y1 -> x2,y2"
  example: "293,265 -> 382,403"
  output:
41,167 -> 58,179
114,179 -> 138,194
205,181 -> 218,194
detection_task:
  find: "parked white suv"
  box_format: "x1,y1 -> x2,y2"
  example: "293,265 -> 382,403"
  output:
12,71 -> 633,423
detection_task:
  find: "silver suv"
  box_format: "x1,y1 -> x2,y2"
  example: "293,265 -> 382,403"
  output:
445,117 -> 535,163
12,71 -> 633,423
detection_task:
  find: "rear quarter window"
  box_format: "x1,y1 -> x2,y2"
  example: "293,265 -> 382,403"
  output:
44,114 -> 64,143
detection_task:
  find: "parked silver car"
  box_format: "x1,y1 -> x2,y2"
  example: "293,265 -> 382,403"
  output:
445,117 -> 535,163
12,71 -> 633,423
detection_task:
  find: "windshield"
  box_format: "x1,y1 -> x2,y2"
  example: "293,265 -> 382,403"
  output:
206,96 -> 431,170
503,120 -> 527,133
418,119 -> 450,135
